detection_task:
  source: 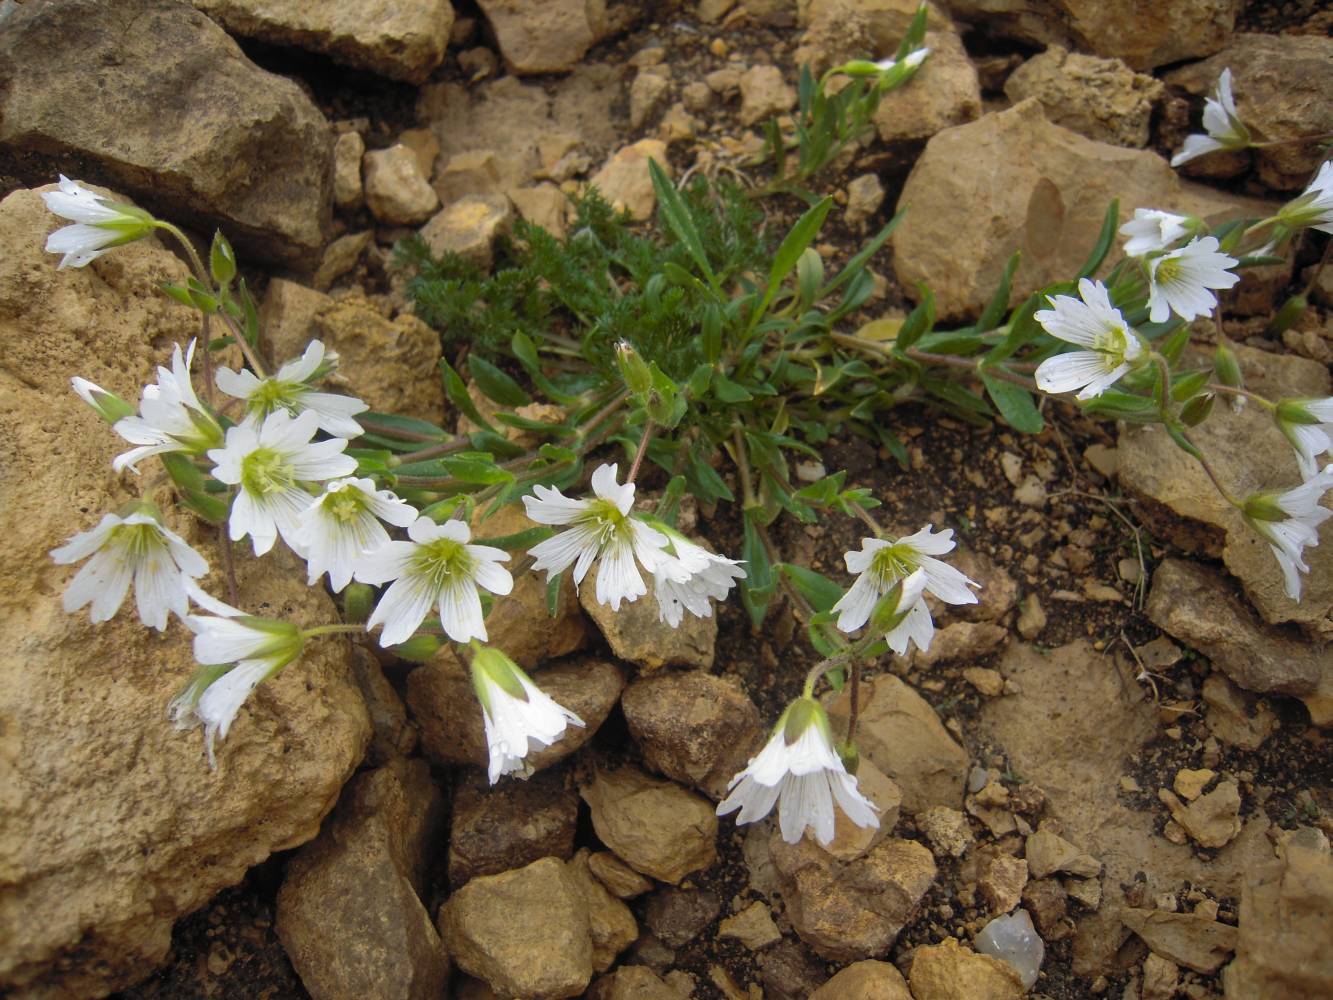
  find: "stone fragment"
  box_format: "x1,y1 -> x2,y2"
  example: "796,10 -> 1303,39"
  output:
397,128 -> 440,177
434,150 -> 505,203
447,768 -> 579,888
658,103 -> 699,146
908,936 -> 1025,1000
588,139 -> 671,222
580,765 -> 718,884
631,71 -> 672,130
823,760 -> 902,861
1065,875 -> 1102,910
260,277 -> 330,361
1016,593 -> 1046,639
915,621 -> 1008,666
1142,953 -> 1179,1000
1173,768 -> 1215,802
420,193 -> 514,270
621,671 -> 763,799
770,835 -> 936,960
845,173 -> 886,229
825,675 -> 969,814
975,909 -> 1044,989
588,851 -> 654,899
0,0 -> 334,267
408,654 -> 621,772
718,901 -> 782,950
918,805 -> 974,857
333,130 -> 366,210
874,31 -> 981,143
1004,46 -> 1162,147
477,0 -> 601,75
0,186 -> 369,999
1021,877 -> 1071,940
949,547 -> 1018,623
581,576 -> 716,672
1202,675 -> 1278,751
587,966 -> 682,1000
364,144 -> 440,224
757,940 -> 826,1000
193,0 -> 454,83
981,855 -> 1029,914
739,65 -> 797,125
1164,34 -> 1333,190
509,183 -> 570,239
1025,828 -> 1102,879
308,298 -> 445,421
1121,908 -> 1237,973
277,760 -> 448,1000
963,668 -> 1006,698
795,0 -> 954,73
313,231 -> 372,290
682,81 -> 713,113
809,959 -> 912,1000
438,857 -> 593,999
1158,781 -> 1242,850
643,887 -> 722,948
567,850 -> 638,972
351,648 -> 417,763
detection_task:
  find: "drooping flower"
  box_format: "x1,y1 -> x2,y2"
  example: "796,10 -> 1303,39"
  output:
1146,237 -> 1239,324
294,478 -> 418,592
875,568 -> 934,655
469,645 -> 584,784
523,463 -> 671,611
216,340 -> 367,439
647,523 -> 747,627
1274,397 -> 1333,481
41,175 -> 156,268
108,340 -> 224,473
355,516 -> 513,646
173,609 -> 304,766
1275,160 -> 1333,236
717,697 -> 878,847
208,409 -> 356,556
70,376 -> 135,425
1034,279 -> 1146,400
1170,68 -> 1252,167
50,503 -> 209,631
1242,468 -> 1333,601
1119,208 -> 1193,257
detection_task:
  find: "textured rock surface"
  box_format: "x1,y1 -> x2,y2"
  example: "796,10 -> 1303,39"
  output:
587,966 -> 681,1000
420,193 -> 514,270
809,959 -> 913,1000
587,140 -> 671,222
438,857 -> 593,999
477,0 -> 602,74
1122,908 -> 1238,973
0,186 -> 369,997
408,654 -> 621,771
581,572 -> 716,671
621,670 -> 763,799
908,936 -> 1025,999
194,0 -> 454,83
277,760 -> 448,1000
447,768 -> 579,888
739,64 -> 797,126
0,0 -> 334,268
363,144 -> 440,224
825,674 -> 968,814
1004,46 -> 1162,147
873,31 -> 981,143
566,850 -> 638,972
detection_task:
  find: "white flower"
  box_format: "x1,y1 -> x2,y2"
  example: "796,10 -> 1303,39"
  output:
1277,160 -> 1333,236
175,609 -> 304,767
470,646 -> 584,784
216,340 -> 368,439
650,526 -> 747,627
41,175 -> 155,268
1119,208 -> 1192,257
50,505 -> 209,631
523,463 -> 671,611
878,569 -> 934,655
833,525 -> 978,637
294,478 -> 418,592
1275,397 -> 1333,481
356,517 -> 513,646
1146,237 -> 1239,324
1170,68 -> 1251,167
874,46 -> 930,73
1034,279 -> 1145,400
208,409 -> 357,556
717,697 -> 878,846
1243,468 -> 1333,601
110,340 -> 223,473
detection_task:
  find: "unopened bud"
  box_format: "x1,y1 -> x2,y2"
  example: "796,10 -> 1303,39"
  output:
342,583 -> 374,624
1213,344 -> 1243,390
1179,392 -> 1215,426
1266,294 -> 1307,337
71,376 -> 135,424
615,340 -> 652,397
390,634 -> 442,663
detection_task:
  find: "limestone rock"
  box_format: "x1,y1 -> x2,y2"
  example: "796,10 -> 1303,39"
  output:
1004,46 -> 1163,147
434,150 -> 506,203
1122,908 -> 1238,973
1158,781 -> 1243,850
351,647 -> 418,764
1164,34 -> 1333,190
333,131 -> 366,210
914,621 -> 1008,667
1025,828 -> 1102,879
770,835 -> 936,960
398,128 -> 440,178
823,759 -> 902,861
193,0 -> 455,83
809,959 -> 912,1000
277,760 -> 449,1000
1202,674 -> 1278,750
845,173 -> 886,229
580,764 -> 718,884
621,670 -> 763,799
643,886 -> 722,947
937,0 -> 1238,71
873,31 -> 981,143
260,278 -> 332,362
364,144 -> 440,225
510,183 -> 570,239
420,193 -> 514,270
438,857 -> 593,999
980,855 -> 1029,915
918,805 -> 974,857
308,298 -> 446,422
908,936 -> 1025,999
313,231 -> 372,290
447,768 -> 579,888
631,71 -> 673,130
588,139 -> 671,222
0,0 -> 334,267
587,966 -> 681,1000
581,575 -> 716,672
0,185 -> 369,998
567,850 -> 638,972
587,851 -> 654,899
825,675 -> 968,814
477,0 -> 601,74
893,99 -> 1280,320
739,65 -> 797,125
796,0 -> 955,73
408,654 -> 622,772
1223,838 -> 1333,999
718,901 -> 782,950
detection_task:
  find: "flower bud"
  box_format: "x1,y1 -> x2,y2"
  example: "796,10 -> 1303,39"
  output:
615,340 -> 652,397
1213,344 -> 1243,390
389,634 -> 442,663
71,376 -> 135,424
1179,392 -> 1215,427
1265,294 -> 1307,337
209,231 -> 237,286
342,583 -> 375,624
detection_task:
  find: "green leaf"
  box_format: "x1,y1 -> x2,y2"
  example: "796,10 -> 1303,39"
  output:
687,452 -> 735,503
779,563 -> 844,613
1170,369 -> 1210,401
511,331 -> 579,405
713,372 -> 753,403
895,285 -> 935,351
469,355 -> 531,407
758,197 -> 832,319
649,158 -> 714,285
546,574 -> 563,618
1077,199 -> 1119,280
981,373 -> 1044,433
821,209 -> 904,298
359,411 -> 448,442
478,525 -> 555,551
978,252 -> 1020,333
440,358 -> 494,432
740,513 -> 776,629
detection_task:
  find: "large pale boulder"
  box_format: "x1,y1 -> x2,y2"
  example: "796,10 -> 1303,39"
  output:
0,186 -> 370,997
0,0 -> 335,268
193,0 -> 455,83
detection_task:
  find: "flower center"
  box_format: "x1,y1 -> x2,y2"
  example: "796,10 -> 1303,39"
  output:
413,537 -> 477,588
1092,323 -> 1129,360
1155,257 -> 1183,286
248,378 -> 303,417
109,522 -> 166,561
240,447 -> 295,496
323,486 -> 367,523
579,497 -> 632,548
869,544 -> 917,587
